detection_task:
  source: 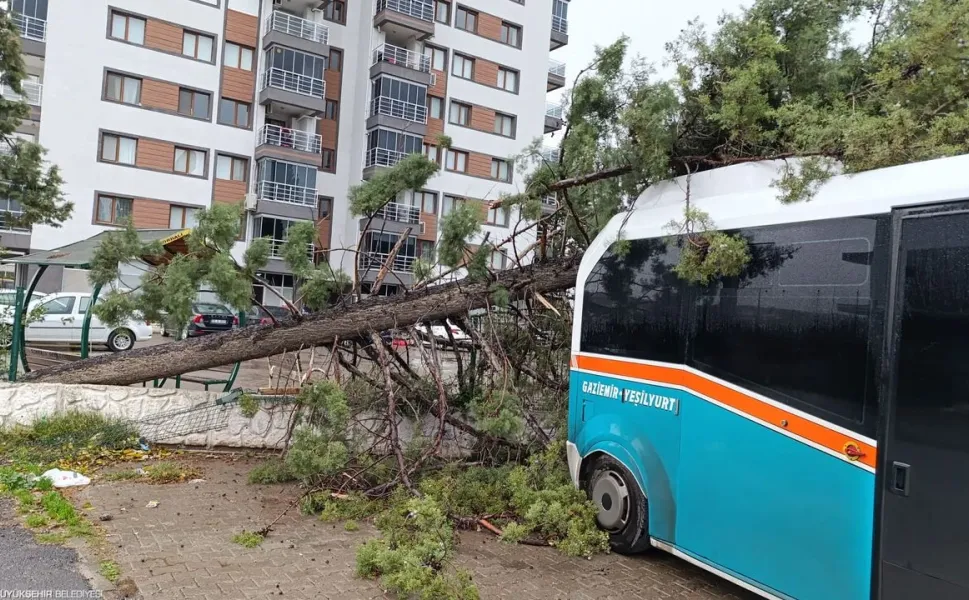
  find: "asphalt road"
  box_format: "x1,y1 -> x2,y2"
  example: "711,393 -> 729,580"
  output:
0,502 -> 93,595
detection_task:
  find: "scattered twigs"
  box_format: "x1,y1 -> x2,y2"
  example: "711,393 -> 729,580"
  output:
371,332 -> 416,494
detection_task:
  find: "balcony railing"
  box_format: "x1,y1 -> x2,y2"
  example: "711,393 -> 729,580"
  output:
372,43 -> 431,74
266,11 -> 329,45
12,13 -> 46,43
374,201 -> 421,225
0,209 -> 29,233
541,147 -> 561,163
375,0 -> 434,22
267,239 -> 315,260
359,251 -> 416,273
546,102 -> 564,119
0,80 -> 42,106
543,194 -> 557,207
549,60 -> 566,78
256,180 -> 317,206
261,68 -> 325,98
370,95 -> 428,124
365,147 -> 406,168
258,124 -> 322,154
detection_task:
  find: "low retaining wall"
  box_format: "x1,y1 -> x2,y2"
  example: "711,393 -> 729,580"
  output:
0,383 -> 294,449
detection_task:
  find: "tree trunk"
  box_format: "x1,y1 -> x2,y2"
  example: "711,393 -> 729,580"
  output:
21,256 -> 581,386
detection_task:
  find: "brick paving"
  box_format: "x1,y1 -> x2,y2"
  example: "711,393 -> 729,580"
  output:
76,457 -> 756,600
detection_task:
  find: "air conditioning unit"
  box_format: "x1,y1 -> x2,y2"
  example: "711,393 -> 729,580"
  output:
244,193 -> 258,210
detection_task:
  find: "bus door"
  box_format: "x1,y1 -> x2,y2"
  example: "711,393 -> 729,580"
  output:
878,205 -> 969,599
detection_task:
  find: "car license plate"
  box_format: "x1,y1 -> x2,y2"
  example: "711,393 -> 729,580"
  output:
211,319 -> 227,325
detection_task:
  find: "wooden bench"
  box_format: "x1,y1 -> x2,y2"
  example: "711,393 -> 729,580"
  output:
25,347 -> 83,369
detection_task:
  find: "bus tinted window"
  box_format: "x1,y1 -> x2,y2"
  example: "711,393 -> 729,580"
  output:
581,239 -> 684,363
689,217 -> 887,431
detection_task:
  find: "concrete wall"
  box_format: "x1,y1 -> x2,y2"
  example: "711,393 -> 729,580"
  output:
0,383 -> 293,449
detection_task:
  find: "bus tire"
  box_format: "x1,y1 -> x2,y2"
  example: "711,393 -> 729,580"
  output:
585,454 -> 650,555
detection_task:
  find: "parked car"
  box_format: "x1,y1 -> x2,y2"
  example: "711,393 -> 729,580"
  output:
247,305 -> 293,325
415,320 -> 471,347
1,292 -> 151,352
161,303 -> 238,338
0,291 -> 49,318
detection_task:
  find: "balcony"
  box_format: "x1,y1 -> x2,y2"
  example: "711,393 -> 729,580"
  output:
541,147 -> 561,164
358,251 -> 416,274
374,0 -> 435,41
548,60 -> 566,91
256,180 -> 317,208
551,0 -> 569,50
263,11 -> 329,56
258,68 -> 327,117
0,80 -> 42,107
368,95 -> 428,134
371,43 -> 433,85
545,102 -> 564,133
365,147 -> 406,169
256,124 -> 322,164
267,239 -> 315,260
376,202 -> 421,225
542,194 -> 557,215
12,13 -> 46,54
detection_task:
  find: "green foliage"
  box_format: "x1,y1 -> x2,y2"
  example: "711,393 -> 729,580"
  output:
142,462 -> 202,484
434,203 -> 481,268
25,513 -> 48,528
489,285 -> 510,308
356,497 -> 479,600
349,153 -> 440,216
0,412 -> 139,468
302,491 -> 386,520
238,393 -> 260,418
665,206 -> 752,284
344,519 -> 360,532
469,391 -> 524,439
248,460 -> 296,485
98,561 -> 121,583
232,530 -> 264,548
41,491 -> 80,526
435,134 -> 453,149
284,381 -> 352,485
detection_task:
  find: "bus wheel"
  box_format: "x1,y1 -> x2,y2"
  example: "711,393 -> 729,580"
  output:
585,455 -> 650,554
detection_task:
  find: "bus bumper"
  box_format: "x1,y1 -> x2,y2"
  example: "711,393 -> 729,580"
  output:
566,441 -> 581,488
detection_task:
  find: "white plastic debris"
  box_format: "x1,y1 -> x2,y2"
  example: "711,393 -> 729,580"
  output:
40,468 -> 91,488
145,501 -> 159,508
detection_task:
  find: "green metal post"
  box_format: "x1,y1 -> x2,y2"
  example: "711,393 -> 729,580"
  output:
7,287 -> 24,381
18,265 -> 47,374
80,283 -> 102,359
221,310 -> 247,392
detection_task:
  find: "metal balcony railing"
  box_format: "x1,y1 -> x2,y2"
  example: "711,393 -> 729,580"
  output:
543,194 -> 557,207
358,251 -> 416,273
266,11 -> 329,45
370,95 -> 428,124
375,0 -> 434,22
258,124 -> 322,154
0,80 -> 42,106
374,201 -> 421,225
256,180 -> 317,206
552,0 -> 569,34
542,147 -> 561,163
549,60 -> 566,77
546,102 -> 564,119
261,68 -> 325,98
268,239 -> 315,260
12,13 -> 46,42
0,209 -> 29,233
372,43 -> 431,73
365,147 -> 406,168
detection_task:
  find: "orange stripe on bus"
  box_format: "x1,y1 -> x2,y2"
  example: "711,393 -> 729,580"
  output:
574,354 -> 877,469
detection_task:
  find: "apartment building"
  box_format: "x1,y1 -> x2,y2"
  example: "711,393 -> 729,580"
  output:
8,0 -> 569,304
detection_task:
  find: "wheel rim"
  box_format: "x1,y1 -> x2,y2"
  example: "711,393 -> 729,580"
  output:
113,331 -> 133,350
592,470 -> 630,532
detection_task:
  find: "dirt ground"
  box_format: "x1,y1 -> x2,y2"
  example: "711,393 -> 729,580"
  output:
71,455 -> 757,600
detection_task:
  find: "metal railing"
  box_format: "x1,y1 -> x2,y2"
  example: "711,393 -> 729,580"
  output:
268,239 -> 315,260
256,180 -> 317,206
365,147 -> 406,168
0,81 -> 42,106
266,11 -> 329,45
0,209 -> 29,233
370,95 -> 428,124
542,147 -> 561,163
375,0 -> 434,22
358,251 -> 416,273
549,60 -> 566,77
374,201 -> 421,224
11,13 -> 46,42
542,194 -> 557,207
258,124 -> 322,154
546,102 -> 564,119
372,43 -> 431,73
552,1 -> 569,34
261,68 -> 325,98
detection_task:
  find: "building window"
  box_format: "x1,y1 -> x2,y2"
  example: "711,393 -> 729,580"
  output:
488,250 -> 507,269
269,47 -> 326,90
110,12 -> 145,45
224,42 -> 254,71
174,147 -> 206,176
169,205 -> 199,229
445,149 -> 468,173
95,194 -> 133,225
253,216 -> 298,259
178,88 -> 211,119
491,158 -> 512,182
423,143 -> 440,163
424,45 -> 447,71
325,99 -> 339,120
218,98 -> 250,128
324,0 -> 346,24
366,128 -> 424,167
322,148 -> 335,172
105,72 -> 141,105
497,67 -> 519,93
449,101 -> 471,126
257,158 -> 318,204
455,6 -> 477,32
500,22 -> 522,48
328,48 -> 343,72
435,0 -> 450,23
216,154 -> 248,181
494,113 -> 516,138
182,31 -> 214,61
452,54 -> 474,79
415,190 -> 437,213
442,195 -> 465,216
429,96 -> 444,120
100,133 -> 137,165
318,196 -> 332,219
487,203 -> 510,226
371,76 -> 428,122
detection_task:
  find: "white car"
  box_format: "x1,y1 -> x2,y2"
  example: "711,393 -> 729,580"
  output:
7,292 -> 152,352
415,320 -> 472,347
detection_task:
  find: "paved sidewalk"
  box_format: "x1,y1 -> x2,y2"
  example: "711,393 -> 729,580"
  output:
79,457 -> 756,600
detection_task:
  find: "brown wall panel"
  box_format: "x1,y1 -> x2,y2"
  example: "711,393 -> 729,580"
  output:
473,58 -> 498,87
324,70 -> 342,100
470,105 -> 495,133
419,212 -> 437,242
319,118 -> 338,150
225,10 -> 258,46
222,66 -> 255,101
132,198 -> 171,228
425,117 -> 444,142
135,139 -> 175,172
430,69 -> 448,97
214,179 -> 247,204
317,219 -> 332,251
141,78 -> 180,112
145,19 -> 183,55
468,152 -> 493,179
477,12 -> 503,42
